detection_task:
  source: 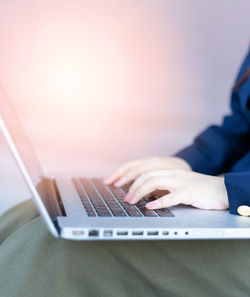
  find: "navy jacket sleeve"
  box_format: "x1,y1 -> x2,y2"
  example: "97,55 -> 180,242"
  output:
175,50 -> 250,215
224,171 -> 250,214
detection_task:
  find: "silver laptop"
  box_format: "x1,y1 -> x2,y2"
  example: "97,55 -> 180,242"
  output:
1,84 -> 250,240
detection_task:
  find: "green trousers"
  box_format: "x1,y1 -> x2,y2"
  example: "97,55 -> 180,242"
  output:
1,200 -> 250,297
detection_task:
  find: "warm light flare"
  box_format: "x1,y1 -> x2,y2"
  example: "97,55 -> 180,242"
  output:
0,0 -> 184,173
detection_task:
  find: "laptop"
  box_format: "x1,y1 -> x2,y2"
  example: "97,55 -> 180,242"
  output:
1,84 -> 250,240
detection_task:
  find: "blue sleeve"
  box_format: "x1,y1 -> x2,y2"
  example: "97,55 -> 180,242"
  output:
225,171 -> 250,214
175,51 -> 250,175
175,99 -> 250,175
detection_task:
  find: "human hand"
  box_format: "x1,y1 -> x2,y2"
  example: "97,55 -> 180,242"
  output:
124,170 -> 229,211
103,156 -> 191,187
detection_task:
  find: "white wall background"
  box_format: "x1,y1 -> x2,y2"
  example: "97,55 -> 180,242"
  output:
0,0 -> 249,214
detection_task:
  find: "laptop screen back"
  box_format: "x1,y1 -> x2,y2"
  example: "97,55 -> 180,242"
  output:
0,84 -> 44,185
0,84 -> 59,237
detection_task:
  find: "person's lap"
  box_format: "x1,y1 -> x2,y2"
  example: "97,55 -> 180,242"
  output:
0,200 -> 250,297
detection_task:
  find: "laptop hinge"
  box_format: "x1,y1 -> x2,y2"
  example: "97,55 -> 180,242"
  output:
37,177 -> 66,220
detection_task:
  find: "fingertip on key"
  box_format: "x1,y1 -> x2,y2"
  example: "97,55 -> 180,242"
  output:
146,201 -> 156,209
103,177 -> 111,185
127,194 -> 135,204
124,193 -> 131,202
114,181 -> 121,187
114,178 -> 126,187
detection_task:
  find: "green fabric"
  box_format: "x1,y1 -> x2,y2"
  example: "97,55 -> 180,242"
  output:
0,200 -> 250,297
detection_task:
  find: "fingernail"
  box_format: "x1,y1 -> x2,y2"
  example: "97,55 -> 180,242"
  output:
127,194 -> 135,203
103,177 -> 111,184
124,193 -> 130,202
146,202 -> 156,209
114,179 -> 123,187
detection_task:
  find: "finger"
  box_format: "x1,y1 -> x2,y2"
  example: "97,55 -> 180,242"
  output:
103,160 -> 140,185
114,166 -> 165,188
129,170 -> 173,194
128,176 -> 177,204
146,193 -> 181,209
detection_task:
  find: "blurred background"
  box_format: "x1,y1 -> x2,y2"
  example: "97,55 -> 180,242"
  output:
0,0 -> 249,214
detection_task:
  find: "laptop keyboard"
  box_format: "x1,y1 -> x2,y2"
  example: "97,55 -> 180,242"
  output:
73,178 -> 174,218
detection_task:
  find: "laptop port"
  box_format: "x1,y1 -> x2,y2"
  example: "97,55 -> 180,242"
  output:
72,230 -> 84,236
117,231 -> 128,236
162,231 -> 169,235
147,231 -> 158,236
132,231 -> 143,236
89,230 -> 99,237
104,230 -> 113,237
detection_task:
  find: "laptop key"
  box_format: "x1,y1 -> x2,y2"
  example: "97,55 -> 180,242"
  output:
109,205 -> 123,210
96,209 -> 111,215
108,186 -> 125,200
124,208 -> 142,217
86,211 -> 96,217
85,206 -> 94,211
155,209 -> 174,217
111,209 -> 127,217
139,207 -> 157,217
136,202 -> 147,207
120,202 -> 135,208
99,213 -> 112,217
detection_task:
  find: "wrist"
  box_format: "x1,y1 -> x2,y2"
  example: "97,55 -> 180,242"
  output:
172,157 -> 192,171
220,177 -> 229,209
